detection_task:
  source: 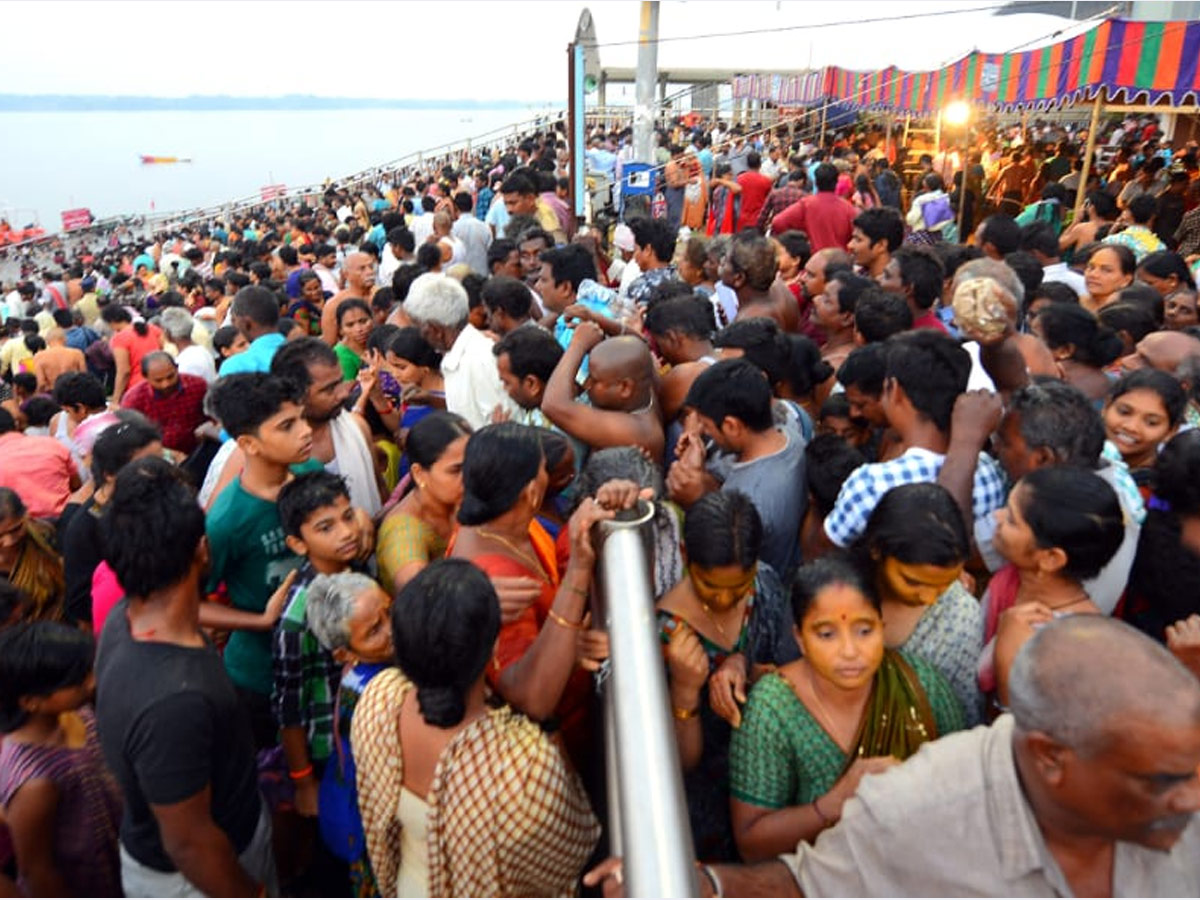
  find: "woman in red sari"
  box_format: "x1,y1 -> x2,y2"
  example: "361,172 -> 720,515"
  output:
447,423 -> 631,765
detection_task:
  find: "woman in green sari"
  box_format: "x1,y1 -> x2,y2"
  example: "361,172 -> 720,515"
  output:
729,555 -> 963,862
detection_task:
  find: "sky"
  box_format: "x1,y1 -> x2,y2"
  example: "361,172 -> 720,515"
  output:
0,1 -> 1096,102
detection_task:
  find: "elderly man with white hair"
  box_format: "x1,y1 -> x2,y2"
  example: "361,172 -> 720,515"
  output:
160,307 -> 217,384
403,273 -> 517,429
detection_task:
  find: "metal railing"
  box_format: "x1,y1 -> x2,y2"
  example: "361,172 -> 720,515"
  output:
592,501 -> 698,898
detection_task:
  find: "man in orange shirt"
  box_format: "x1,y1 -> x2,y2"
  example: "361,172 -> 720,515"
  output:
0,407 -> 81,519
33,327 -> 86,393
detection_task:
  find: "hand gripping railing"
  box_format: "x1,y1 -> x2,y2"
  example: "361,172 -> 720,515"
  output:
592,500 -> 698,898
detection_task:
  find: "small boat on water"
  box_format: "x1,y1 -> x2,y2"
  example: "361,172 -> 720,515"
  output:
140,156 -> 193,164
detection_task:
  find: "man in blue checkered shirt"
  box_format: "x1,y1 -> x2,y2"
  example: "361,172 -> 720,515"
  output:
825,330 -> 1006,548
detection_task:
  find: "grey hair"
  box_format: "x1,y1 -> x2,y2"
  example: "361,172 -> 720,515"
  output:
403,273 -> 469,329
305,572 -> 382,653
1009,379 -> 1104,468
952,257 -> 1024,308
159,307 -> 196,342
1009,615 -> 1200,756
575,446 -> 664,505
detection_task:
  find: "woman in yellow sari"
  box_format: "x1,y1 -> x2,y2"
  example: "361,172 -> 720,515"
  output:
729,555 -> 963,861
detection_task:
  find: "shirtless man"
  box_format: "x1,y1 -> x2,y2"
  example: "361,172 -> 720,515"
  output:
542,323 -> 666,463
725,234 -> 799,332
319,252 -> 376,345
646,296 -> 719,423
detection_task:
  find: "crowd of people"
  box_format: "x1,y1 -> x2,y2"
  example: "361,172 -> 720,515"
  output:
2,105 -> 1200,898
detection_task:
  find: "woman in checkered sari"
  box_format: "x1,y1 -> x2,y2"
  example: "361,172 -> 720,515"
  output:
352,559 -> 599,897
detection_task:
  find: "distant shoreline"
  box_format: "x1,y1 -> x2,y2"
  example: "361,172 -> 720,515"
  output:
0,94 -> 556,113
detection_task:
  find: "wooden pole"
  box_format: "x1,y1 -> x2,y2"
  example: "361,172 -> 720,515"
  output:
1074,91 -> 1104,223
819,101 -> 828,147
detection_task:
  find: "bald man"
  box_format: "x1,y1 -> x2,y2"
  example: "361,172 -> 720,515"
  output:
541,322 -> 665,462
319,251 -> 376,344
1120,330 -> 1200,375
587,615 -> 1200,897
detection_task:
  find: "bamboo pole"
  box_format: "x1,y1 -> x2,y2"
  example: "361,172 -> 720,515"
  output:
1074,91 -> 1104,223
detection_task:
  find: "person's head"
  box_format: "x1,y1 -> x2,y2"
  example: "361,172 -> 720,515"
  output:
854,483 -> 967,607
789,555 -> 883,690
100,304 -> 134,332
814,270 -> 872,337
779,334 -> 834,403
1084,244 -> 1137,303
799,247 -> 853,301
993,466 -> 1124,581
480,276 -> 533,336
0,623 -> 94,732
772,230 -> 811,281
645,297 -> 716,365
685,358 -> 774,452
1019,221 -> 1063,265
1103,368 -> 1186,467
712,317 -> 790,387
277,471 -> 362,571
230,284 -> 281,338
1008,615 -> 1200,851
270,337 -> 351,424
101,457 -> 206,598
1097,301 -> 1158,356
391,559 -> 500,726
342,252 -> 377,293
882,330 -> 970,434
683,491 -> 762,612
212,325 -> 249,361
854,287 -> 914,344
976,215 -> 1022,260
137,351 -> 179,396
1121,329 -> 1200,376
493,326 -> 563,410
207,373 -> 311,464
159,307 -> 197,346
535,244 -> 596,312
403,273 -> 470,352
813,162 -> 839,192
51,371 -> 106,422
89,418 -> 164,488
584,335 -> 655,411
806,434 -> 867,517
1124,192 -> 1158,227
487,238 -> 523,279
402,411 -> 472,512
516,227 -> 552,280
629,216 -> 677,269
1004,251 -> 1045,305
836,343 -> 888,426
336,298 -> 373,348
500,172 -> 539,217
720,234 -> 777,296
990,380 -> 1102,484
878,246 -> 945,312
1037,303 -> 1123,369
457,423 -> 545,526
304,571 -> 393,665
848,208 -> 904,268
1164,289 -> 1200,332
1138,250 -> 1196,298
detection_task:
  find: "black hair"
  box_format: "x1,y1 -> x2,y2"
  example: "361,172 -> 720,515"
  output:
0,577 -> 26,627
790,555 -> 879,628
278,245 -> 298,266
277,470 -> 351,538
0,623 -> 94,732
1007,378 -> 1103,467
20,396 -> 59,428
51,371 -> 104,413
979,215 -> 1022,256
206,373 -> 303,438
683,490 -> 763,570
539,244 -> 596,291
1037,304 -> 1123,368
392,559 -> 500,727
1127,193 -> 1158,225
645,296 -> 716,339
387,227 -> 416,253
1020,222 -> 1061,259
1115,281 -> 1165,326
270,336 -> 340,392
1086,241 -> 1137,276
493,326 -> 563,383
891,246 -> 945,310
392,263 -> 428,303
23,335 -> 45,355
685,358 -> 774,432
0,408 -> 15,436
90,417 -> 162,485
1085,190 -> 1119,220
481,277 -> 533,322
458,423 -> 545,525
805,434 -> 866,517
884,330 -> 971,432
1017,466 -> 1124,582
1107,368 -> 1188,428
712,317 -> 790,385
230,284 -> 281,327
813,163 -> 839,192
1030,280 -> 1080,309
405,411 -> 472,475
854,482 -> 968,570
1140,250 -> 1197,291
935,242 -> 983,281
1098,301 -> 1157,346
388,327 -> 442,370
853,207 -> 904,253
415,244 -> 443,270
52,307 -> 73,329
775,230 -> 811,267
628,216 -> 676,264
501,173 -> 537,196
1003,250 -> 1044,302
371,288 -> 396,317
487,238 -> 519,272
855,288 -> 914,343
782,334 -> 834,398
453,191 -> 474,214
836,343 -> 887,395
1153,430 -> 1200,517
212,325 -> 243,358
336,298 -> 372,331
102,457 -> 206,597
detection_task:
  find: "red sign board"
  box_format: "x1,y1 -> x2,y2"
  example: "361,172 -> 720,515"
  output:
61,208 -> 92,231
261,184 -> 288,201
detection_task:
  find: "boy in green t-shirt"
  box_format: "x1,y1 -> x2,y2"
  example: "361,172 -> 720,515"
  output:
204,373 -> 321,747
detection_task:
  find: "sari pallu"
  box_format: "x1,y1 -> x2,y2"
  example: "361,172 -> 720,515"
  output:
843,649 -> 941,771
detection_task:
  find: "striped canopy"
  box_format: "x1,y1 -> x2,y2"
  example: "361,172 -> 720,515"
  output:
729,18 -> 1200,114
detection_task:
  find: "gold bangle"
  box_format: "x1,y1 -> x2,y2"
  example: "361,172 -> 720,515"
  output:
673,705 -> 700,720
546,607 -> 585,631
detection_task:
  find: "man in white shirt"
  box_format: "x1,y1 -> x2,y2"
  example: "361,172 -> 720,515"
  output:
451,191 -> 493,275
1021,221 -> 1088,297
377,227 -> 415,288
402,273 -> 517,429
160,307 -> 217,384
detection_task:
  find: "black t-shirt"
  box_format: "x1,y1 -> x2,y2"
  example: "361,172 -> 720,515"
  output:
61,497 -> 101,626
95,599 -> 261,871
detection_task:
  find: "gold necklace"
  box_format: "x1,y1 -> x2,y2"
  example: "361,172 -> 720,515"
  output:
807,666 -> 852,747
475,528 -> 550,583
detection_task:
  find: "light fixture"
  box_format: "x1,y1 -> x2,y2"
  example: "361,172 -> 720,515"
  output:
943,100 -> 971,126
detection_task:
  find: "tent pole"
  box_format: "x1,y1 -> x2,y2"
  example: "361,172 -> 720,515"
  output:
819,102 -> 828,147
1074,91 -> 1104,223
